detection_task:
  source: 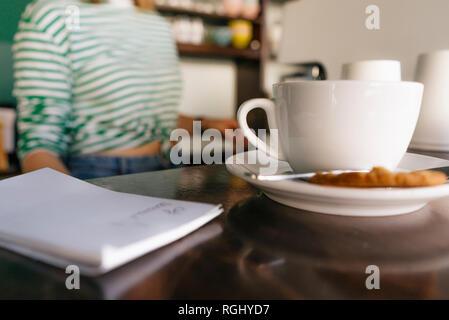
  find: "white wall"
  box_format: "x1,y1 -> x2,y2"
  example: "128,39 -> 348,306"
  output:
264,1 -> 307,96
280,0 -> 449,80
178,57 -> 236,119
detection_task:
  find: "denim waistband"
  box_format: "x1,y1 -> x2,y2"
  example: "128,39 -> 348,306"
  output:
64,154 -> 172,180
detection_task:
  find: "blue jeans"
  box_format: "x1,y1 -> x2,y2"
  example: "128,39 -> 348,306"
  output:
65,154 -> 174,180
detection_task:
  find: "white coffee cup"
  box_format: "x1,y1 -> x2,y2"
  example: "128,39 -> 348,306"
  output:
341,60 -> 402,81
237,80 -> 423,173
410,50 -> 449,151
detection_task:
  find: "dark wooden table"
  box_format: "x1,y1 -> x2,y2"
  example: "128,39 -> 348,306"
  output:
2,150 -> 449,299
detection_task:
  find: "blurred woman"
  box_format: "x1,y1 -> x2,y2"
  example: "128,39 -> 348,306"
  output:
13,0 -> 238,179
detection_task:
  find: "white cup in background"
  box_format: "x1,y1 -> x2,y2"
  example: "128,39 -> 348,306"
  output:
341,60 -> 402,81
410,50 -> 449,151
0,108 -> 16,153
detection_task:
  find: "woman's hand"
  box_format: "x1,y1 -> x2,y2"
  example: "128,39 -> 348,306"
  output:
177,114 -> 247,151
178,114 -> 240,135
202,118 -> 239,136
203,117 -> 248,150
22,149 -> 70,174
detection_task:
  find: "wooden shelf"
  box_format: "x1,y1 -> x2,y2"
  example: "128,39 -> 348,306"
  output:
0,167 -> 20,180
156,5 -> 261,24
177,43 -> 260,60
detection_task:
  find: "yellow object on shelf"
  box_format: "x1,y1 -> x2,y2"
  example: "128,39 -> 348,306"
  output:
229,20 -> 253,49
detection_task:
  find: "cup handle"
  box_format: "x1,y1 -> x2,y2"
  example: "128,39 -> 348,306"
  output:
237,98 -> 285,160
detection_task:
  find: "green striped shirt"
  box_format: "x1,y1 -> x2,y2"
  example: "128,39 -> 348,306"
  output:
13,0 -> 182,160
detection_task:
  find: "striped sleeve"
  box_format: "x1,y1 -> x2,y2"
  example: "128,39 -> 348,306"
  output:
13,2 -> 72,161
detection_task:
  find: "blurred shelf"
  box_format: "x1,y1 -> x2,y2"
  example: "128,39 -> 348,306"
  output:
156,5 -> 261,24
177,43 -> 260,60
0,167 -> 20,180
0,172 -> 19,180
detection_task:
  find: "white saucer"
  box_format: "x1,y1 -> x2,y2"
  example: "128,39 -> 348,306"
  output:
225,151 -> 449,217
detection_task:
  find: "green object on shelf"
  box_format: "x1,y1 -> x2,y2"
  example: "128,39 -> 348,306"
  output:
211,27 -> 233,47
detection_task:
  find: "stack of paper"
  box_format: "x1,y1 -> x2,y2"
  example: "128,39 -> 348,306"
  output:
0,169 -> 223,276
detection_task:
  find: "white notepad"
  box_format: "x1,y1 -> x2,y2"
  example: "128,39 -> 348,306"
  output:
0,168 -> 223,276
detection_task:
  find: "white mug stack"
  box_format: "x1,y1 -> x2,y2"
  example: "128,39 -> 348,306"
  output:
409,50 -> 449,151
341,60 -> 402,82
